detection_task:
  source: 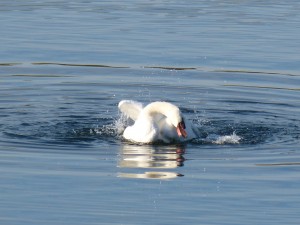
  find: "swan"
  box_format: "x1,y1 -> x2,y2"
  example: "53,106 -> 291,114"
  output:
118,100 -> 197,143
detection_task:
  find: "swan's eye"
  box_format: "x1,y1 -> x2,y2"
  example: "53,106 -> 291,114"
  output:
180,119 -> 186,129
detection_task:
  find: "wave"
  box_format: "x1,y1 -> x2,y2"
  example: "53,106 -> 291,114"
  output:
40,111 -> 294,147
90,116 -> 249,145
2,61 -> 299,77
3,106 -> 297,147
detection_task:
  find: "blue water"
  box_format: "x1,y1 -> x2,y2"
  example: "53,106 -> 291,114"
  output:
1,1 -> 300,225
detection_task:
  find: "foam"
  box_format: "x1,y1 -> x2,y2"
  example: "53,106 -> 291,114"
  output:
207,132 -> 241,145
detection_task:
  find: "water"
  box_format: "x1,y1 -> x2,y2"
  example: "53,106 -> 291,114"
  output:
1,1 -> 300,225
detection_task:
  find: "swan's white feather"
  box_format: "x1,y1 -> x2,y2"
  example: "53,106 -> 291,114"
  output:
118,100 -> 143,121
118,100 -> 197,143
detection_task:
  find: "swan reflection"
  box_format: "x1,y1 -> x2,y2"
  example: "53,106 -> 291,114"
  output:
118,144 -> 185,179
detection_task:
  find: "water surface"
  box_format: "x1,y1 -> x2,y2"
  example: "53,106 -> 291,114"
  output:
1,1 -> 300,225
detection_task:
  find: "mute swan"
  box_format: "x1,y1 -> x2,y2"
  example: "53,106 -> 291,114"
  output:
118,100 -> 197,143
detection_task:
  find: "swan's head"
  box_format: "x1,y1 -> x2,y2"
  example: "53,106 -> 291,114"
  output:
169,111 -> 187,138
176,117 -> 187,138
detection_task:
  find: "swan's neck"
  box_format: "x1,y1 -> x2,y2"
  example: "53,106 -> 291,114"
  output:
142,102 -> 181,126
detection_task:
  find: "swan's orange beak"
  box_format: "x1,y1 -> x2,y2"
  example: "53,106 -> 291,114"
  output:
177,121 -> 187,138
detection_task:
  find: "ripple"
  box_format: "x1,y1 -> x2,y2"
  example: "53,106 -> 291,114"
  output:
1,62 -> 299,151
118,172 -> 183,179
11,74 -> 73,78
3,62 -> 299,77
2,110 -> 298,148
32,62 -> 129,68
224,84 -> 300,91
0,63 -> 21,66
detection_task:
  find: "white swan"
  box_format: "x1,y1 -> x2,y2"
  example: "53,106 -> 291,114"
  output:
118,100 -> 197,143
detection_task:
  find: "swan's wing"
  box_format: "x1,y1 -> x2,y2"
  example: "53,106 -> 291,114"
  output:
118,100 -> 143,121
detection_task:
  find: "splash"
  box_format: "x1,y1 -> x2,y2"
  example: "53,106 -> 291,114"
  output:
106,113 -> 242,145
114,113 -> 132,135
207,132 -> 241,145
93,114 -> 131,138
